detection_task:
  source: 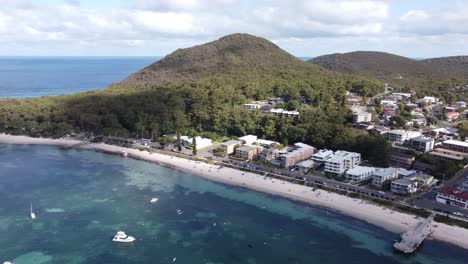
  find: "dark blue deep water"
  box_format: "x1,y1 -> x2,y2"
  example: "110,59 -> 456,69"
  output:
0,144 -> 467,263
0,57 -> 158,98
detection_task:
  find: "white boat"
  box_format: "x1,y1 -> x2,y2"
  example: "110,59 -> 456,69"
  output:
30,203 -> 36,220
122,151 -> 128,157
4,261 -> 13,264
176,209 -> 183,215
112,231 -> 135,243
150,198 -> 158,203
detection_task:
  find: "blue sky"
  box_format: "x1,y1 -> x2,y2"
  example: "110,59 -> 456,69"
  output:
1,0 -> 467,57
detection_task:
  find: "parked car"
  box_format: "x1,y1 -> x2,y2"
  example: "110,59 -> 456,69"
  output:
453,212 -> 464,217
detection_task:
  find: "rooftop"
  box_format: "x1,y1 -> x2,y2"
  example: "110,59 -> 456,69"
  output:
346,166 -> 375,175
237,145 -> 257,152
392,178 -> 415,186
373,167 -> 398,177
222,140 -> 242,146
438,187 -> 468,201
444,140 -> 468,148
411,136 -> 434,143
295,159 -> 316,168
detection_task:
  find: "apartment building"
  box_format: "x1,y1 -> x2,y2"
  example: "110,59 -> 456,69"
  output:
372,168 -> 399,188
389,152 -> 415,169
352,112 -> 372,123
345,166 -> 375,183
311,149 -> 334,163
325,150 -> 361,174
221,140 -> 242,155
281,143 -> 315,168
436,187 -> 468,209
391,178 -> 418,195
385,130 -> 422,144
409,136 -> 435,153
235,145 -> 261,161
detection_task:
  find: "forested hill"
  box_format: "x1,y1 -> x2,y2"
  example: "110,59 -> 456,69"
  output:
422,56 -> 468,78
0,33 -> 389,164
308,51 -> 468,101
119,33 -> 325,88
309,51 -> 448,81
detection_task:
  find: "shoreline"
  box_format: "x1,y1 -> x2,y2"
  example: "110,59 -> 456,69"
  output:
1,133 -> 468,251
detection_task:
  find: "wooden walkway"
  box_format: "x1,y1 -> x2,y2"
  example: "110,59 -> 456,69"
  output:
393,213 -> 435,254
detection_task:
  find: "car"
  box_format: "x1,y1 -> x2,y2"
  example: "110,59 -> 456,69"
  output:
453,212 -> 464,217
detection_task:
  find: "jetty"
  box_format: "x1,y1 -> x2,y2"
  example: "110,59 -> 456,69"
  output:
393,213 -> 435,254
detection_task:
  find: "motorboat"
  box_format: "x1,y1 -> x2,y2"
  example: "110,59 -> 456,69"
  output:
4,261 -> 13,264
150,198 -> 159,203
122,151 -> 128,157
176,209 -> 183,215
112,231 -> 135,243
30,203 -> 36,220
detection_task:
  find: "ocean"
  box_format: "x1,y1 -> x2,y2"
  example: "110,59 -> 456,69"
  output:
0,144 -> 467,263
0,57 -> 158,98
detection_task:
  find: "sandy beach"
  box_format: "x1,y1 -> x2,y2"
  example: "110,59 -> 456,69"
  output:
1,133 -> 467,250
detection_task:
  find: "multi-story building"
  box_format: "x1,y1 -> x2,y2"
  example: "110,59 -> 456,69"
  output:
389,152 -> 415,169
442,140 -> 468,154
324,151 -> 361,174
235,145 -> 261,161
244,103 -> 261,110
311,149 -> 334,163
436,187 -> 468,209
295,160 -> 316,174
372,167 -> 399,187
239,135 -> 258,145
221,140 -> 242,155
405,173 -> 434,186
352,112 -> 372,123
259,148 -> 279,162
270,108 -> 300,117
281,143 -> 315,168
429,148 -> 467,162
385,130 -> 422,144
391,178 -> 418,195
345,166 -> 375,183
409,136 -> 435,153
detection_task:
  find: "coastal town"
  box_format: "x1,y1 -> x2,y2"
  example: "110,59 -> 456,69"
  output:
80,86 -> 468,224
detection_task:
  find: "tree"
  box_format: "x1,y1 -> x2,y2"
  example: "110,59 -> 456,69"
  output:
458,121 -> 468,141
176,129 -> 182,151
192,136 -> 197,155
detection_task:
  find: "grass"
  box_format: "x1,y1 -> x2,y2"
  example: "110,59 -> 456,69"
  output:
434,215 -> 468,229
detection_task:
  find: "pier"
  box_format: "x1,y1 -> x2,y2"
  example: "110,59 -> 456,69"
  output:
393,213 -> 435,254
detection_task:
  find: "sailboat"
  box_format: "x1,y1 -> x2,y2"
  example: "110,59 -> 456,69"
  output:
30,203 -> 36,220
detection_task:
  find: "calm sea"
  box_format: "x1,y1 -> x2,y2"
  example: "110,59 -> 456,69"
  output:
0,144 -> 467,263
0,57 -> 158,98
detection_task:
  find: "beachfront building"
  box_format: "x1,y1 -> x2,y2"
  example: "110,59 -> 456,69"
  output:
389,152 -> 415,169
384,130 -> 422,144
372,168 -> 399,188
295,160 -> 316,174
436,187 -> 468,209
324,151 -> 361,175
391,178 -> 418,195
345,166 -> 375,183
352,112 -> 372,123
429,140 -> 468,162
405,173 -> 434,186
221,140 -> 242,155
239,135 -> 258,145
281,143 -> 315,168
256,139 -> 280,148
180,136 -> 213,150
409,136 -> 435,153
235,145 -> 261,161
311,149 -> 334,163
259,148 -> 279,162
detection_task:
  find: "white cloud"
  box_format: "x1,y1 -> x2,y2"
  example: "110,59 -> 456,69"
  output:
0,0 -> 467,56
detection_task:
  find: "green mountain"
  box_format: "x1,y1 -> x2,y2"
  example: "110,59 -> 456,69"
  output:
0,34 -> 388,163
120,33 -> 324,88
422,56 -> 468,78
309,51 -> 448,81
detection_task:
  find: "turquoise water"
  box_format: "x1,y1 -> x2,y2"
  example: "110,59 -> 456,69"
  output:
0,57 -> 158,98
0,144 -> 467,263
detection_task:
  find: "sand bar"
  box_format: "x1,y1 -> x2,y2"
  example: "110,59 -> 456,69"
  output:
1,133 -> 467,250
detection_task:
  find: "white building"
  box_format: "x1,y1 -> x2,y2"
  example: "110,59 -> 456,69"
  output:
221,140 -> 242,155
372,168 -> 399,188
384,130 -> 422,144
324,150 -> 361,174
345,166 -> 375,183
244,103 -> 261,110
270,108 -> 300,117
436,187 -> 468,209
180,136 -> 213,150
311,149 -> 334,163
409,136 -> 435,153
391,178 -> 418,195
352,112 -> 372,123
295,160 -> 316,174
239,135 -> 258,145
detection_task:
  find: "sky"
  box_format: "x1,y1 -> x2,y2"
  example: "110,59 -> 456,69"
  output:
0,0 -> 467,57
